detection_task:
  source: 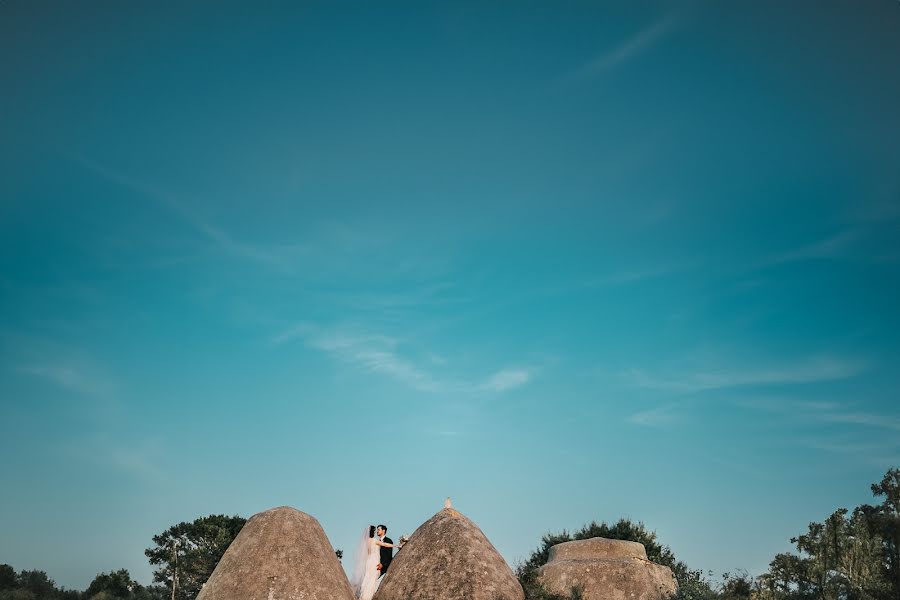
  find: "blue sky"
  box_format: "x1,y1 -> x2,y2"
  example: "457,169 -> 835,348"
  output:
2,0 -> 900,591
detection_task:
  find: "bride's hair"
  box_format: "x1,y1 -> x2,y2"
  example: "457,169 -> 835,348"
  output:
368,525 -> 376,538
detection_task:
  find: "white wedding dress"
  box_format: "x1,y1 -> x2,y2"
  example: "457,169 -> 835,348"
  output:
350,530 -> 382,600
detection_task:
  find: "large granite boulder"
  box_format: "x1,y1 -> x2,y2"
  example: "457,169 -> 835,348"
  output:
373,506 -> 524,600
539,538 -> 677,600
196,506 -> 354,600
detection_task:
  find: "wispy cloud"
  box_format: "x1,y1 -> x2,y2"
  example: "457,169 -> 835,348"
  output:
71,154 -> 306,269
273,324 -> 535,394
716,394 -> 900,466
17,362 -> 115,398
481,368 -> 531,392
325,282 -> 467,312
818,411 -> 900,431
619,354 -> 869,429
764,230 -> 858,266
339,349 -> 436,389
624,356 -> 867,393
68,433 -> 167,483
191,219 -> 303,268
108,442 -> 166,481
427,353 -> 448,366
271,323 -> 316,346
569,13 -> 679,80
628,405 -> 680,427
795,435 -> 900,467
300,329 -> 437,390
584,263 -> 689,287
737,396 -> 900,431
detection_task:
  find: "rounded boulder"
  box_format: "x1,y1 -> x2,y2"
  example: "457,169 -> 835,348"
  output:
538,538 -> 677,600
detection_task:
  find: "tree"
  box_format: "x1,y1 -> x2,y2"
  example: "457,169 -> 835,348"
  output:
763,508 -> 887,600
16,570 -> 59,599
718,571 -> 754,600
83,569 -> 168,600
145,514 -> 245,600
85,569 -> 138,599
0,566 -> 16,592
859,468 -> 900,600
755,468 -> 898,600
0,591 -> 36,600
758,551 -> 813,599
0,566 -> 68,600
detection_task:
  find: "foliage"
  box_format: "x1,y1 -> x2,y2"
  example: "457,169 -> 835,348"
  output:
16,571 -> 59,600
755,467 -> 899,600
0,566 -> 16,592
83,569 -> 168,600
718,571 -> 754,600
144,514 -> 245,600
0,569 -> 67,600
84,569 -> 136,599
863,468 -> 900,599
0,565 -> 168,600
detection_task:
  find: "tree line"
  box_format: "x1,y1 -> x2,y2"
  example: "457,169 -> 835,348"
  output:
0,514 -> 246,600
0,566 -> 166,600
3,467 -> 896,600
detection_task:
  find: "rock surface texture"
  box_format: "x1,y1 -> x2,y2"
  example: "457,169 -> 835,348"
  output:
196,506 -> 354,600
539,538 -> 678,600
373,507 -> 524,600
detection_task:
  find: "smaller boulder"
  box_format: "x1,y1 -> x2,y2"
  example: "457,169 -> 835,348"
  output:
539,538 -> 677,600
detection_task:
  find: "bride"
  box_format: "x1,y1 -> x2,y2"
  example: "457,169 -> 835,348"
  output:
349,525 -> 400,600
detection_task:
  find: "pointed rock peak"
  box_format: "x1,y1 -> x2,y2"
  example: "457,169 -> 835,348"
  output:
197,505 -> 353,600
440,504 -> 464,519
373,506 -> 524,600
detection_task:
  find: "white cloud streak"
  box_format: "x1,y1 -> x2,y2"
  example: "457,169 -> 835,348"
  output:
623,356 -> 867,393
571,13 -> 679,79
795,435 -> 900,467
72,154 -> 306,269
628,405 -> 679,427
481,368 -> 531,392
733,397 -> 900,433
815,410 -> 900,432
764,230 -> 859,266
301,329 -> 438,390
274,325 -> 534,394
17,363 -> 115,398
624,355 -> 871,429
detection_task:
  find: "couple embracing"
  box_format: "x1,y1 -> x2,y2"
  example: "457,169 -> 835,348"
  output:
350,524 -> 401,600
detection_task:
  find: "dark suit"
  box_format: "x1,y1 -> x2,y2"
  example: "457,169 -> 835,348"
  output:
379,537 -> 394,576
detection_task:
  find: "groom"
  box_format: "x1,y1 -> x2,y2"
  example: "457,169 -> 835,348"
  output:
374,524 -> 394,577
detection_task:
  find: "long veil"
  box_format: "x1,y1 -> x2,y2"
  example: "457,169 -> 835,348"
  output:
349,526 -> 371,595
